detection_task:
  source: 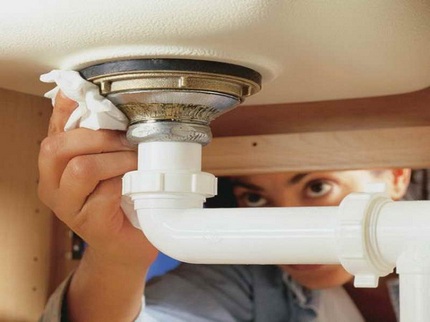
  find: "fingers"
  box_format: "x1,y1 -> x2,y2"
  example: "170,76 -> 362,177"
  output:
53,151 -> 137,221
38,88 -> 155,265
38,128 -> 135,195
74,176 -> 158,265
48,91 -> 78,136
76,176 -> 124,237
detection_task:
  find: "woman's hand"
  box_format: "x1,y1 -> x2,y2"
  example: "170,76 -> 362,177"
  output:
38,91 -> 158,268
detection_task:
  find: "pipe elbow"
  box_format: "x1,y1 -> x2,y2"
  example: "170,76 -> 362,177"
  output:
137,208 -> 204,263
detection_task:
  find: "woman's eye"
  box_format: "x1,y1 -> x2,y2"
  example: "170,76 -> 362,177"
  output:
304,180 -> 333,198
241,192 -> 268,207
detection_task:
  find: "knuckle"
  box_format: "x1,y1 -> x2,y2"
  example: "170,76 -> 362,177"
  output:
69,212 -> 89,236
39,135 -> 64,158
39,137 -> 56,156
67,156 -> 97,181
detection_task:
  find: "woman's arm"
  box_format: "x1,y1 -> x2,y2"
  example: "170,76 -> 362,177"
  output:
38,92 -> 158,321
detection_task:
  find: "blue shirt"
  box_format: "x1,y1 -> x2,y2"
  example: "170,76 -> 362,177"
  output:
41,263 -> 399,321
143,264 -> 398,321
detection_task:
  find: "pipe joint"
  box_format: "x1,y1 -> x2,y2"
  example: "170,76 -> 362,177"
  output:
337,192 -> 394,287
122,170 -> 217,199
397,243 -> 430,275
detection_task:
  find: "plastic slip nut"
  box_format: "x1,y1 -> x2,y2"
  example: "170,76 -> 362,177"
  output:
122,170 -> 217,197
337,192 -> 394,288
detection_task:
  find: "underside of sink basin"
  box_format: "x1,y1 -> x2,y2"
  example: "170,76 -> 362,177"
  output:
0,0 -> 429,104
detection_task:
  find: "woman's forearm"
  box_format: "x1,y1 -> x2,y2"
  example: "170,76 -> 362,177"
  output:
67,248 -> 148,322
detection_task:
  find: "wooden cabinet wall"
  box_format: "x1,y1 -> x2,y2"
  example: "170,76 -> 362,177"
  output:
0,89 -> 52,321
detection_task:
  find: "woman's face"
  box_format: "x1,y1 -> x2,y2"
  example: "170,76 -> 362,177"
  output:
231,169 -> 410,289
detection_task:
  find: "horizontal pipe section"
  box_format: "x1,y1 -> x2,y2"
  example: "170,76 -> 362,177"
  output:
137,206 -> 340,264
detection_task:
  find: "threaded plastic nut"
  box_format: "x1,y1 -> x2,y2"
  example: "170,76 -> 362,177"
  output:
337,192 -> 394,288
122,170 -> 217,197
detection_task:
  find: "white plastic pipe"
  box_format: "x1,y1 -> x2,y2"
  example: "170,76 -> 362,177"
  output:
398,273 -> 430,322
123,142 -> 211,210
138,141 -> 202,172
376,201 -> 430,263
124,141 -> 430,322
136,206 -> 339,264
397,245 -> 430,322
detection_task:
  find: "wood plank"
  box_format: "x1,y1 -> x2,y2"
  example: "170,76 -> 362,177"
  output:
212,87 -> 430,137
203,126 -> 430,176
0,88 -> 53,321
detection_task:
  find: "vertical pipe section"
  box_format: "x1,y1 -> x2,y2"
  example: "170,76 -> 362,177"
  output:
137,206 -> 340,264
397,245 -> 430,322
377,201 -> 430,322
138,142 -> 202,171
130,141 -> 207,209
399,273 -> 430,322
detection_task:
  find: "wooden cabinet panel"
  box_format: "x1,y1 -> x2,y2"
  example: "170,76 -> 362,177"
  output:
0,89 -> 52,321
